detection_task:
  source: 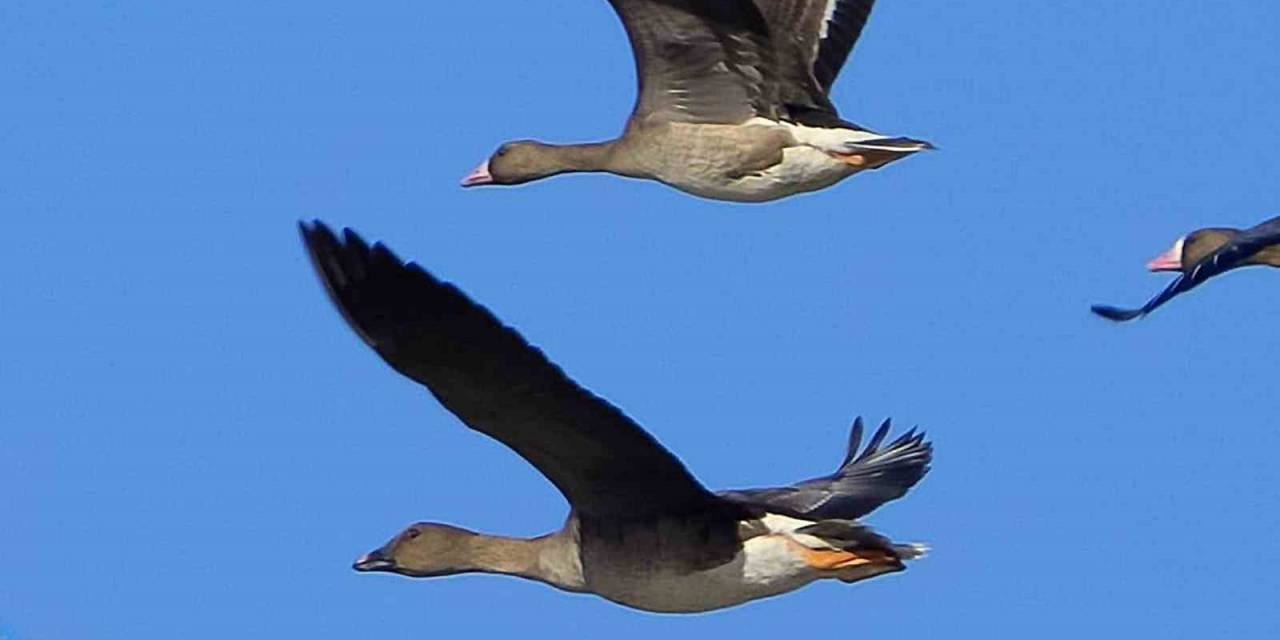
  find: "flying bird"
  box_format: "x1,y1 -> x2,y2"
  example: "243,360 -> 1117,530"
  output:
460,0 -> 932,203
1092,216 -> 1280,322
300,220 -> 931,613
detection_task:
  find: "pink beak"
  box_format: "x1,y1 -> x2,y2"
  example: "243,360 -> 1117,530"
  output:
460,161 -> 493,187
1146,246 -> 1182,272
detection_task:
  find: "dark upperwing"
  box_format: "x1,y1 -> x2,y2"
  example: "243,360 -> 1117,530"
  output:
300,221 -> 748,521
1092,216 -> 1280,322
719,417 -> 931,521
754,0 -> 878,116
607,0 -> 780,126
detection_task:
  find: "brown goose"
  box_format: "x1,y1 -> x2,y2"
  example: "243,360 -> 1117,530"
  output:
1092,216 -> 1280,322
460,0 -> 932,203
300,220 -> 932,613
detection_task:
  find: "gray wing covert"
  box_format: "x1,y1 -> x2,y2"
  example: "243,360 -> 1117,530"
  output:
608,0 -> 781,125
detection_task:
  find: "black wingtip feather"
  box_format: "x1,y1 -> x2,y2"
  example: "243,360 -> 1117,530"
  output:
723,418 -> 931,521
854,418 -> 891,465
840,417 -> 927,472
1091,304 -> 1145,322
342,227 -> 367,255
829,418 -> 932,517
888,428 -> 918,450
841,417 -> 865,468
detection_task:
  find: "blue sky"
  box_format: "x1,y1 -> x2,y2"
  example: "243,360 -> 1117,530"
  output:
5,1 -> 1280,637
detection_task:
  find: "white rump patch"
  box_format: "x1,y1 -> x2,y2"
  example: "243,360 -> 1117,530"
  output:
783,122 -> 918,155
758,513 -> 837,550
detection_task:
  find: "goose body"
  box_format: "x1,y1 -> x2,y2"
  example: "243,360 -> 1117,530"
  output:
301,221 -> 932,613
614,119 -> 913,202
462,0 -> 931,203
579,516 -> 822,613
579,513 -> 924,613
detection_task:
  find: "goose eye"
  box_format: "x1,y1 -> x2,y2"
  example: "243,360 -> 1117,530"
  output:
404,528 -> 421,540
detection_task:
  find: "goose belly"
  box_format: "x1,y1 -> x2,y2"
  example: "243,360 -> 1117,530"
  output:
582,535 -> 818,613
661,146 -> 855,203
731,146 -> 856,201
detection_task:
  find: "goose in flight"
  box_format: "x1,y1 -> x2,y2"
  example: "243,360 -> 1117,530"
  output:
460,0 -> 932,203
1092,216 -> 1280,322
300,220 -> 932,613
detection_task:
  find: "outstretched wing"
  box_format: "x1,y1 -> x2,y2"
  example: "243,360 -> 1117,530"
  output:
810,0 -> 877,93
719,417 -> 931,520
301,221 -> 740,520
1091,277 -> 1190,323
1092,216 -> 1280,322
608,0 -> 780,125
753,0 -> 878,114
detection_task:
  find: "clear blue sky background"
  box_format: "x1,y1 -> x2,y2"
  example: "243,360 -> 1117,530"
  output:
5,1 -> 1280,637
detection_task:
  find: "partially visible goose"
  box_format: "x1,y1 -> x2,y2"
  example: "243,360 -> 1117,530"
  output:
300,221 -> 932,613
460,0 -> 932,203
1092,216 -> 1280,322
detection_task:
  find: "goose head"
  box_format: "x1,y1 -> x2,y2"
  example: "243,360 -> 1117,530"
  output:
353,522 -> 479,578
1146,228 -> 1237,273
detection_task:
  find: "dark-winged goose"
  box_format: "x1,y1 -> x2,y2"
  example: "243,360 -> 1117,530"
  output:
1092,216 -> 1280,322
461,0 -> 931,203
300,220 -> 931,613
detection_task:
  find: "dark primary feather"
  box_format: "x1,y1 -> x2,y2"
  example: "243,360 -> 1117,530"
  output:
1092,216 -> 1280,322
606,0 -> 880,126
300,221 -> 745,520
811,0 -> 876,93
752,0 -> 878,116
719,417 -> 931,521
1090,276 -> 1193,323
608,0 -> 780,125
751,0 -> 836,114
